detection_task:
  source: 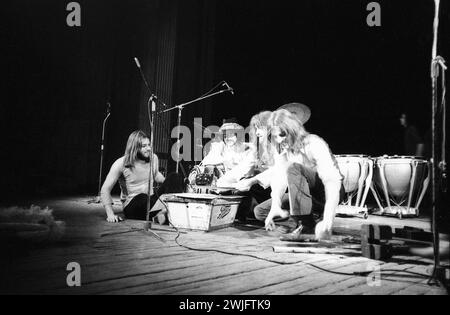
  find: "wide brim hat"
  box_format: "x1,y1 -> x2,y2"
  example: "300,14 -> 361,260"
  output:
219,122 -> 244,132
277,102 -> 311,124
219,118 -> 244,133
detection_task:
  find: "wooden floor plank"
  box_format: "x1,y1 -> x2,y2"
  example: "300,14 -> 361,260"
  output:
298,261 -> 417,295
100,251 -> 322,295
2,196 -> 447,295
82,255 -> 275,295
184,258 -> 356,295
236,257 -> 369,295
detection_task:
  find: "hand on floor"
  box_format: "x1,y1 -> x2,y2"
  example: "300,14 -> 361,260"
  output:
315,221 -> 332,240
265,207 -> 289,231
106,215 -> 123,223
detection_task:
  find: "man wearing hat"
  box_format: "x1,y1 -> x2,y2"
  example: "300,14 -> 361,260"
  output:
201,118 -> 253,183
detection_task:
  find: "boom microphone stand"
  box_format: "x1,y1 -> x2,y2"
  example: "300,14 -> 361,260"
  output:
88,102 -> 111,204
160,82 -> 234,174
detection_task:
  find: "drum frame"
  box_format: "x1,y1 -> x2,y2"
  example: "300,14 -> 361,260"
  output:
370,156 -> 430,219
335,155 -> 373,219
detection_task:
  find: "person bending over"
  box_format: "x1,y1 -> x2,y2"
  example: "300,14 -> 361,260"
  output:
236,109 -> 343,240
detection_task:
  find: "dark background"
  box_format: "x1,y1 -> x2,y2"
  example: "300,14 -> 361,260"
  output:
2,0 -> 448,201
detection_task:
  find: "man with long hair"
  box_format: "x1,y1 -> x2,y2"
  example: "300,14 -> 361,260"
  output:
212,112 -> 276,222
101,130 -> 166,223
247,111 -> 275,173
237,109 -> 343,240
213,114 -> 273,187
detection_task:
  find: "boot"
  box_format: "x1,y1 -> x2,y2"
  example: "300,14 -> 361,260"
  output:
279,215 -> 316,242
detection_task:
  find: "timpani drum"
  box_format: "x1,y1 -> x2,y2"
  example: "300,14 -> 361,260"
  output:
335,155 -> 373,219
370,155 -> 430,218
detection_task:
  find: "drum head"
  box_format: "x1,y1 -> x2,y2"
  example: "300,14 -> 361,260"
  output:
374,156 -> 429,199
277,102 -> 311,124
335,155 -> 371,193
375,155 -> 428,165
335,154 -> 370,158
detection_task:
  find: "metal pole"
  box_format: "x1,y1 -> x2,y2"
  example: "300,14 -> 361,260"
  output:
97,111 -> 110,197
431,59 -> 440,275
175,106 -> 183,173
88,103 -> 110,204
146,96 -> 156,222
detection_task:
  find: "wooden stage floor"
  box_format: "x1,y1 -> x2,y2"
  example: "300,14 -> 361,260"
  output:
0,196 -> 448,295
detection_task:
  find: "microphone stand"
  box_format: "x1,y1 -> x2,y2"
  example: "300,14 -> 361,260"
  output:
134,58 -> 166,242
160,86 -> 233,174
88,103 -> 111,204
428,0 -> 447,285
144,95 -> 166,242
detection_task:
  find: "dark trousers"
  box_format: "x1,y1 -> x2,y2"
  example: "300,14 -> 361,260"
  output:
254,163 -> 344,227
123,172 -> 185,220
236,184 -> 272,220
123,193 -> 159,220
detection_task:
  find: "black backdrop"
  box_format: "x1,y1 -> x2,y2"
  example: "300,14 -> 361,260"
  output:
212,0 -> 449,155
2,0 -> 449,201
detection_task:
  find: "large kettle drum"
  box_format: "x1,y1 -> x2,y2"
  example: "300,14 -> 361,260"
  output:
370,155 -> 430,218
335,155 -> 373,219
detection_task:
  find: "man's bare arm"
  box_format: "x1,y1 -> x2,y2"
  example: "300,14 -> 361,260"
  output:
101,158 -> 123,222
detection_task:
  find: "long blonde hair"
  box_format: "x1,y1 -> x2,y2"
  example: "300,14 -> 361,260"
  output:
249,111 -> 274,167
124,130 -> 149,169
267,109 -> 309,155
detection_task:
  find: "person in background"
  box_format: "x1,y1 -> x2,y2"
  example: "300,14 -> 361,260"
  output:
399,112 -> 424,157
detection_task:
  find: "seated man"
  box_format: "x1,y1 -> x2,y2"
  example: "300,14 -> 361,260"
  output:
200,118 -> 253,186
194,118 -> 254,221
101,130 -> 166,223
236,109 -> 344,240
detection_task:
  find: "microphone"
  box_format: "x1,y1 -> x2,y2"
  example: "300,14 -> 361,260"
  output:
133,57 -> 166,107
223,82 -> 234,95
106,102 -> 111,114
134,57 -> 141,69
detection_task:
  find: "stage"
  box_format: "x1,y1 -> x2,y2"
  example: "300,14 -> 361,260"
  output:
0,196 -> 447,295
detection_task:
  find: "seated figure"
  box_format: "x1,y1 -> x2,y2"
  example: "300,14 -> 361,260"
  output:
194,118 -> 253,187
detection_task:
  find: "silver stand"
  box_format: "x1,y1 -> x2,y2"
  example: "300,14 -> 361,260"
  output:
160,84 -> 233,173
428,0 -> 448,285
88,103 -> 111,204
143,95 -> 166,242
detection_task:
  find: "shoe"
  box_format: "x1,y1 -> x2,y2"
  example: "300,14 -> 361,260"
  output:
279,224 -> 316,242
275,225 -> 292,234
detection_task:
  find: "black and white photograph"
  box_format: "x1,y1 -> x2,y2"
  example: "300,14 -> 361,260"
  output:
1,0 -> 449,298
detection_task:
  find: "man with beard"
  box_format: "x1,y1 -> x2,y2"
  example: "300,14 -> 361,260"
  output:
201,118 -> 252,184
101,130 -> 166,222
